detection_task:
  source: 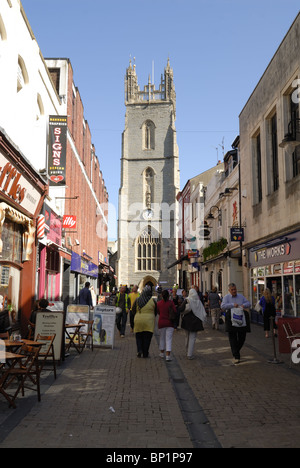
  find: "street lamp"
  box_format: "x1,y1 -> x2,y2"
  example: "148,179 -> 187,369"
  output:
207,206 -> 221,220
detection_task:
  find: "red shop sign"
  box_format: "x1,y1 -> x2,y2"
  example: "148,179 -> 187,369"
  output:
63,215 -> 77,229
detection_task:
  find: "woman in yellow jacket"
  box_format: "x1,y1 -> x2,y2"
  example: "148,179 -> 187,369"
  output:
132,285 -> 157,358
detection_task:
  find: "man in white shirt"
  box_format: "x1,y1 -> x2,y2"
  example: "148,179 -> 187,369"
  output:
221,283 -> 251,364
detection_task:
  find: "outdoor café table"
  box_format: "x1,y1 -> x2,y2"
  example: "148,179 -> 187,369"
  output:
3,339 -> 42,353
65,323 -> 85,354
1,351 -> 23,369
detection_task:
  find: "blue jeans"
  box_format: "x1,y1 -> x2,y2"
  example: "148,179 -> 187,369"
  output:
116,311 -> 127,336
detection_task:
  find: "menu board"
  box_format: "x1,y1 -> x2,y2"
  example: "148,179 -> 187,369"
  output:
92,305 -> 116,349
34,311 -> 64,360
65,305 -> 90,326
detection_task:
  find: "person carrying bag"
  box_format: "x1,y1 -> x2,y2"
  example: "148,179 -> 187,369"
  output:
221,283 -> 251,365
179,288 -> 206,360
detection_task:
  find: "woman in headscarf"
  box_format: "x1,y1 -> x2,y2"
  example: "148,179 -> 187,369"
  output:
179,287 -> 206,360
132,285 -> 157,358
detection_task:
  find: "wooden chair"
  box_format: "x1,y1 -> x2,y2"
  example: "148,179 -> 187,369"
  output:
36,334 -> 56,379
1,344 -> 41,407
78,319 -> 94,352
0,354 -> 21,408
27,321 -> 35,340
0,332 -> 9,339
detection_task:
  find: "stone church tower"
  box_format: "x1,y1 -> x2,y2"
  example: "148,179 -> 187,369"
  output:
117,59 -> 180,290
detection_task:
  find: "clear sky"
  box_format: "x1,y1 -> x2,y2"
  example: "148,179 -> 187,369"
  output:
21,0 -> 300,240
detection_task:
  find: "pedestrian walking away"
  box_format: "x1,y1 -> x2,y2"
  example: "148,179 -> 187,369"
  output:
208,286 -> 222,330
79,282 -> 94,308
179,288 -> 206,360
128,285 -> 140,333
259,288 -> 277,338
221,283 -> 251,365
157,289 -> 177,361
132,285 -> 157,358
114,285 -> 131,337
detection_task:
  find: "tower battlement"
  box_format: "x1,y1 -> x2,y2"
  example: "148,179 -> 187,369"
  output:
125,59 -> 176,113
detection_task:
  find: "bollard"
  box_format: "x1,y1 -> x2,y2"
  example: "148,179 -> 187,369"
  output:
268,316 -> 282,365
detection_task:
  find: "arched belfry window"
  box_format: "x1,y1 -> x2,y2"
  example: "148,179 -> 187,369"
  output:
144,167 -> 155,208
142,120 -> 155,150
136,226 -> 161,272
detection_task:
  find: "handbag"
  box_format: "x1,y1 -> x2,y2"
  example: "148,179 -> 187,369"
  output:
168,303 -> 177,322
181,310 -> 204,332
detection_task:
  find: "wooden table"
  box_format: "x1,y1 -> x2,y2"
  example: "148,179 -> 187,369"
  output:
65,324 -> 85,354
4,339 -> 42,348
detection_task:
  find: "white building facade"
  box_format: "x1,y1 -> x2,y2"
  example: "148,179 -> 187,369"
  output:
240,13 -> 300,316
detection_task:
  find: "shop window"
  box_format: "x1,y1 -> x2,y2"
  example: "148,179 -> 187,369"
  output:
46,249 -> 59,272
0,265 -> 20,322
1,220 -> 22,263
284,276 -> 295,316
296,275 -> 300,316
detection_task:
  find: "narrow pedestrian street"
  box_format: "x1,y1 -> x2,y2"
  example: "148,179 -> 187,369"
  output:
0,319 -> 299,449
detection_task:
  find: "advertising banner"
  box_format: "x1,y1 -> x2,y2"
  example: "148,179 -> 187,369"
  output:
92,305 -> 116,349
48,116 -> 67,186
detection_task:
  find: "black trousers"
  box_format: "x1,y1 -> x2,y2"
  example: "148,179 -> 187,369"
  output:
228,329 -> 247,360
136,331 -> 153,358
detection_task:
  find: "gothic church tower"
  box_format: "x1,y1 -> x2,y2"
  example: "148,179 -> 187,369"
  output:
117,59 -> 180,289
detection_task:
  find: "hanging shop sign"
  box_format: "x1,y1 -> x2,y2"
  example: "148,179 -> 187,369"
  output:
63,215 -> 77,229
42,204 -> 62,245
231,227 -> 244,242
188,249 -> 199,258
48,116 -> 67,186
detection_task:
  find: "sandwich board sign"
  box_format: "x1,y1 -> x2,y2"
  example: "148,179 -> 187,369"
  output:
91,305 -> 116,349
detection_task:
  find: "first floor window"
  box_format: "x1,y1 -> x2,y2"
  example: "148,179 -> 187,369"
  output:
292,146 -> 300,177
1,220 -> 22,263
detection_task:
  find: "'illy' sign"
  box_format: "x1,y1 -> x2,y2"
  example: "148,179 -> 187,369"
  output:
63,215 -> 77,229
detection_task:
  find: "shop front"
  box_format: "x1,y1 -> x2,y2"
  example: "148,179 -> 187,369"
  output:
70,252 -> 98,303
249,230 -> 300,317
0,129 -> 48,335
37,203 -> 63,302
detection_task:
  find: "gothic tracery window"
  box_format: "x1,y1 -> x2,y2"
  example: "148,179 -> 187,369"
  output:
136,226 -> 161,272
